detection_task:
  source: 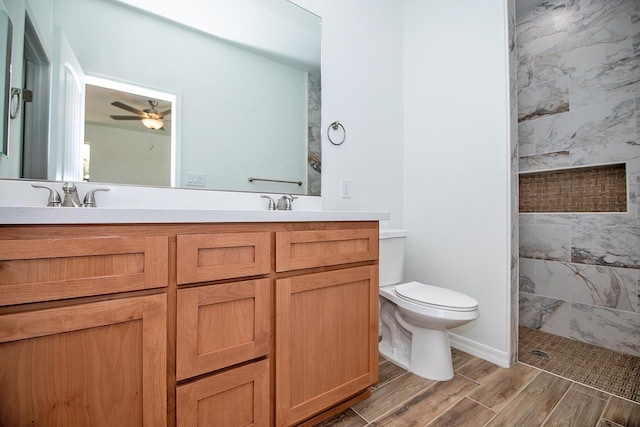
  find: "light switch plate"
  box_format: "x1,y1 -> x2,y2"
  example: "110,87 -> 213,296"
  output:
340,179 -> 351,199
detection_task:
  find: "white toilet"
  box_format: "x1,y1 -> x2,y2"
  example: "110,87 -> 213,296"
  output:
378,229 -> 479,381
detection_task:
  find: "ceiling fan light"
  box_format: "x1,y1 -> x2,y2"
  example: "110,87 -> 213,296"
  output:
141,117 -> 163,130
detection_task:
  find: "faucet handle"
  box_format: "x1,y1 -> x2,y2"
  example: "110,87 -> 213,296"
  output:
82,188 -> 110,207
31,184 -> 62,207
260,195 -> 277,210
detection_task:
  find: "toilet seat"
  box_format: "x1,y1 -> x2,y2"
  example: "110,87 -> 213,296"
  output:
394,281 -> 478,312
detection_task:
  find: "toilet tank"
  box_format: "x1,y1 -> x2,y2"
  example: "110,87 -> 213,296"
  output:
379,229 -> 407,286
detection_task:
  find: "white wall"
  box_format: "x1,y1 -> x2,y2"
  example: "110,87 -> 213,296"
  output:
290,0 -> 405,227
403,1 -> 513,364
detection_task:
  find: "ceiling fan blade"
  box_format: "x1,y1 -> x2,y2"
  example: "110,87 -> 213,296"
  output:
110,115 -> 144,120
159,108 -> 171,116
111,101 -> 144,115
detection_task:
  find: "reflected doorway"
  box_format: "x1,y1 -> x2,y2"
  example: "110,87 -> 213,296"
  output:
84,76 -> 176,186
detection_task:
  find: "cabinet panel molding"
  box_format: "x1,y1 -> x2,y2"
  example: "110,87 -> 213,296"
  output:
0,235 -> 168,305
177,278 -> 271,380
176,359 -> 270,427
275,266 -> 379,426
177,232 -> 271,284
275,228 -> 378,272
0,293 -> 167,427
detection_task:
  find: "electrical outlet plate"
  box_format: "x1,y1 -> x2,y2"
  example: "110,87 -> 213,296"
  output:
185,172 -> 205,187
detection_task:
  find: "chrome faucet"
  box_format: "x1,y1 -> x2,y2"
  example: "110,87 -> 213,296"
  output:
277,194 -> 297,211
32,183 -> 110,207
61,182 -> 82,207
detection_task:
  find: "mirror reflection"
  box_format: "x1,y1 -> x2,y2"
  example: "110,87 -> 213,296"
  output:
0,8 -> 11,158
0,0 -> 321,196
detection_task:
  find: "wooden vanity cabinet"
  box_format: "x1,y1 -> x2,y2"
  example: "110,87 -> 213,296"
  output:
0,221 -> 379,427
274,227 -> 379,426
0,232 -> 168,427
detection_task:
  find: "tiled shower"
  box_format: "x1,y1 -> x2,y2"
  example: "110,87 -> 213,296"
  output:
515,0 -> 640,357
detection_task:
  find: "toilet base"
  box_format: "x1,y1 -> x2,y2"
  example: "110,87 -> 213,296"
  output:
379,327 -> 454,381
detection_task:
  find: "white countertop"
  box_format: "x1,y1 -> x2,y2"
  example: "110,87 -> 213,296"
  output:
0,206 -> 390,224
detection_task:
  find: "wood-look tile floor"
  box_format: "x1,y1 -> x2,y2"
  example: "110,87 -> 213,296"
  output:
315,349 -> 640,427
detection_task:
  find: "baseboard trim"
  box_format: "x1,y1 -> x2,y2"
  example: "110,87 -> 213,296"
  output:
449,333 -> 511,368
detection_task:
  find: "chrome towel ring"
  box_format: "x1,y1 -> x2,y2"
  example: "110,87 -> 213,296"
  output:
328,121 -> 345,145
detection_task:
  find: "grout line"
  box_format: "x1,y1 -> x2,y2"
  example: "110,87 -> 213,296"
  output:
466,395 -> 496,412
359,378 -> 444,425
422,395 -> 473,427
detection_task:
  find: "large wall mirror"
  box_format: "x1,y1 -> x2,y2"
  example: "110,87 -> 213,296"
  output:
1,0 -> 321,196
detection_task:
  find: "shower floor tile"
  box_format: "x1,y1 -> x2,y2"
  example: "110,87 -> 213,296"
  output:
518,326 -> 640,403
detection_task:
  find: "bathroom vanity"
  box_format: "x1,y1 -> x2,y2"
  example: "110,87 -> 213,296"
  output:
0,210 -> 384,426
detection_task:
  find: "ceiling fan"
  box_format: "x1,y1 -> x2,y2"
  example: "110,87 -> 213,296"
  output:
110,100 -> 171,130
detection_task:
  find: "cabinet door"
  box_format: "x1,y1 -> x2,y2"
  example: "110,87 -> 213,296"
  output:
0,294 -> 167,427
177,359 -> 270,427
0,235 -> 168,306
275,266 -> 379,426
177,232 -> 271,285
176,278 -> 271,380
275,228 -> 378,272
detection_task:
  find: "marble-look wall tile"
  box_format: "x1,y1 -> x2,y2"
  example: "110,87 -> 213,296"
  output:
307,72 -> 321,196
520,292 -> 571,337
633,12 -> 640,55
520,224 -> 571,261
535,25 -> 633,84
519,121 -> 535,156
519,213 -> 536,225
511,78 -> 519,173
520,258 -> 536,292
518,78 -> 570,122
519,150 -> 571,172
571,226 -> 640,269
512,173 -> 519,270
567,0 -> 638,36
535,260 -> 638,311
570,303 -> 640,356
571,141 -> 640,172
516,1 -> 568,53
510,268 -> 519,365
517,0 -> 640,356
532,214 -> 574,225
534,100 -> 636,154
636,97 -> 640,136
534,212 -> 637,227
509,0 -> 517,81
570,55 -> 640,110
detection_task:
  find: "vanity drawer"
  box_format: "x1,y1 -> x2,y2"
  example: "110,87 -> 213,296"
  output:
176,232 -> 271,284
275,228 -> 378,272
176,359 -> 270,427
0,235 -> 168,306
176,278 -> 271,380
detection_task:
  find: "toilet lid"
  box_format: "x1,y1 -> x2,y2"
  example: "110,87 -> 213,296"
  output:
395,281 -> 478,312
